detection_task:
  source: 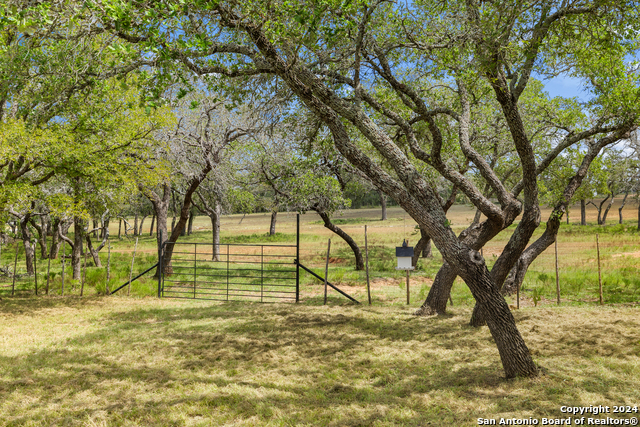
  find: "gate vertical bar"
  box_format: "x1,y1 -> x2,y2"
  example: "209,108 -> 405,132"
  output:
193,243 -> 197,299
261,245 -> 264,302
296,213 -> 300,303
226,244 -> 230,301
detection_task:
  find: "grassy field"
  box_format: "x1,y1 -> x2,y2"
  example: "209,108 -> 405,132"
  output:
1,202 -> 639,425
1,298 -> 639,426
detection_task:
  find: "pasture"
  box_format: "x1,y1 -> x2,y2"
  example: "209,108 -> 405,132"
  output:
1,202 -> 639,426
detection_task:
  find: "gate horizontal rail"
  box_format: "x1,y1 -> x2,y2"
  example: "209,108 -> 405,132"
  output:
160,241 -> 299,303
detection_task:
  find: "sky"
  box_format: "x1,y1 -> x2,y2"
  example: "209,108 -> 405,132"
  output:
541,75 -> 589,101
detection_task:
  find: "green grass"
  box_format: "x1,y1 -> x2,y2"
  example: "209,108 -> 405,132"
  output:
1,206 -> 640,425
0,298 -> 639,426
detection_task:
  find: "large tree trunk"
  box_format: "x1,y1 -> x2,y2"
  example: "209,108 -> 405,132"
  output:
316,210 -> 364,270
269,210 -> 277,235
414,263 -> 457,315
580,199 -> 586,225
133,214 -> 139,237
253,33 -> 537,377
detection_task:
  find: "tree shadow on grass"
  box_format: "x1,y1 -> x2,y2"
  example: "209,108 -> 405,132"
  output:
1,301 -> 639,426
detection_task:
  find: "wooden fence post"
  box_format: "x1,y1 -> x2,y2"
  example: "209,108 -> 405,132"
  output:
81,250 -> 87,297
555,239 -> 560,305
61,241 -> 65,296
106,239 -> 111,295
596,233 -> 603,305
365,225 -> 371,305
324,239 -> 331,305
127,237 -> 139,296
11,242 -> 18,296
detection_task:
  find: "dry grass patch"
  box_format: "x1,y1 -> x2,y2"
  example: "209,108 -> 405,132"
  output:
1,297 -> 639,426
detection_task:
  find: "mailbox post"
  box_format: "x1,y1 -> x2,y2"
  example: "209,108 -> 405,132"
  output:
396,240 -> 414,305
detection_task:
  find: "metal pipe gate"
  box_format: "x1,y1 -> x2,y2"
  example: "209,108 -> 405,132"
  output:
158,241 -> 299,302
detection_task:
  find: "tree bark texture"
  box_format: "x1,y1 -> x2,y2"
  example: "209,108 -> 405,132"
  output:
72,216 -> 83,280
140,183 -> 171,278
187,210 -> 194,235
412,228 -> 432,267
232,18 -> 537,376
162,163 -> 214,274
618,192 -> 628,224
86,235 -> 102,267
19,215 -> 35,275
194,191 -> 222,261
581,199 -> 586,225
379,189 -> 387,220
269,210 -> 277,235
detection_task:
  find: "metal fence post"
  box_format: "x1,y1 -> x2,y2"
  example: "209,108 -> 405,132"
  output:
193,243 -> 197,299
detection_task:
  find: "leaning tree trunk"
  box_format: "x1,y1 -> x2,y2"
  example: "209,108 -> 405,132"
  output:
595,195 -> 610,225
415,218 -> 506,316
316,210 -> 364,270
580,199 -> 586,225
414,263 -> 458,315
85,235 -> 102,267
412,228 -> 432,267
161,165 -> 213,275
501,210 -> 565,296
601,194 -> 614,225
618,192 -> 629,224
138,215 -> 148,236
269,210 -> 277,235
